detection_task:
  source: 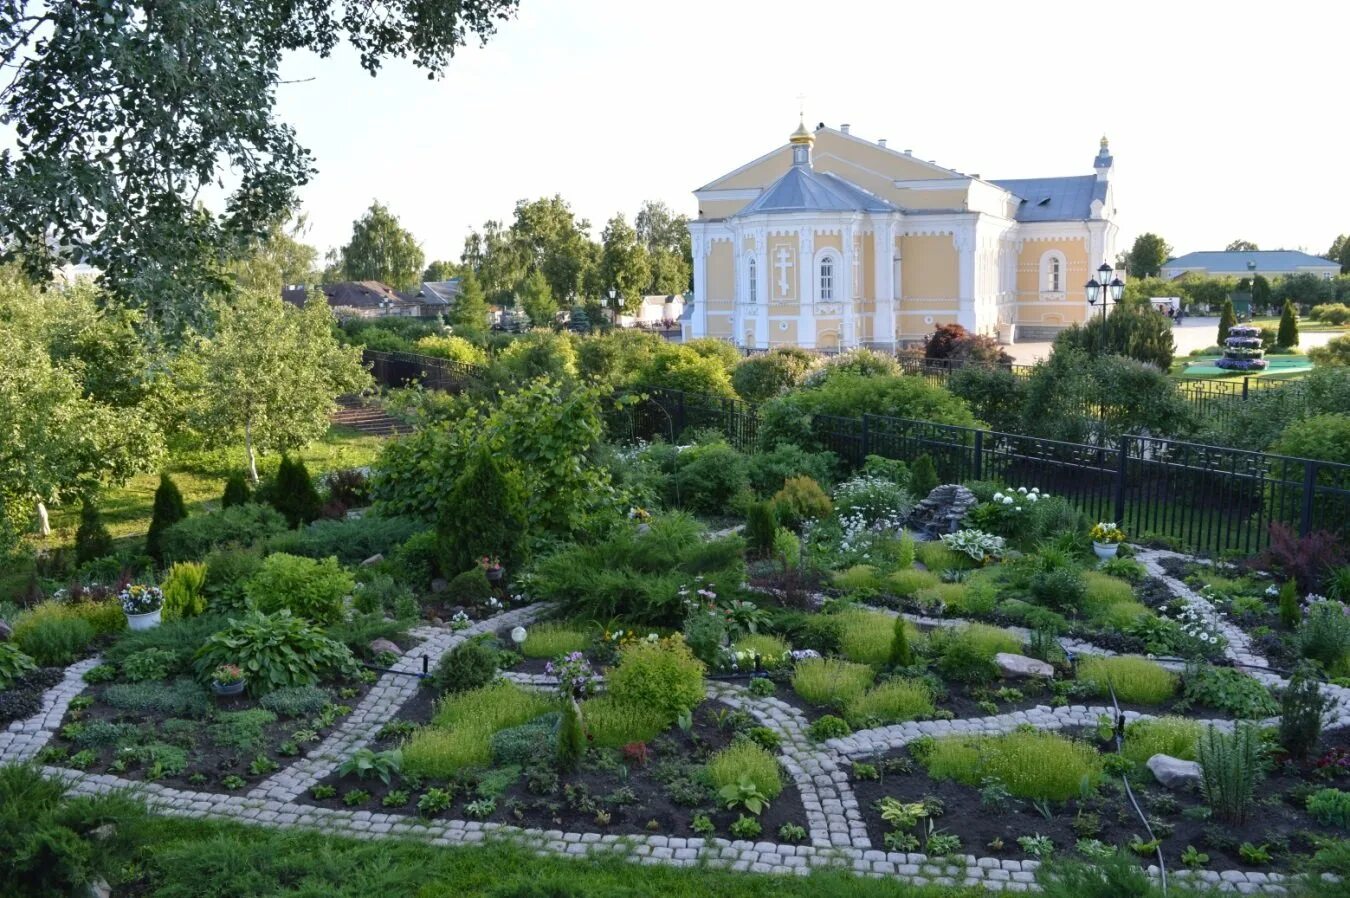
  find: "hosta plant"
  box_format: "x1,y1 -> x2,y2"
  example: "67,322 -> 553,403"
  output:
940,529 -> 1005,563
338,748 -> 402,785
719,776 -> 771,816
194,610 -> 357,696
0,643 -> 37,688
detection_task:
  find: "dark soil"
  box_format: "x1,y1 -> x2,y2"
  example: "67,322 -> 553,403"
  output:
0,667 -> 63,724
301,696 -> 809,841
852,728 -> 1350,873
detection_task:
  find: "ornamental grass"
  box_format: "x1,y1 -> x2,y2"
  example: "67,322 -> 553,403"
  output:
886,568 -> 941,598
1120,716 -> 1203,767
579,694 -> 670,748
921,730 -> 1103,800
844,677 -> 934,727
1077,655 -> 1178,705
705,740 -> 783,798
519,622 -> 591,659
403,682 -> 554,777
837,609 -> 917,667
1082,571 -> 1141,625
732,633 -> 791,670
791,657 -> 875,708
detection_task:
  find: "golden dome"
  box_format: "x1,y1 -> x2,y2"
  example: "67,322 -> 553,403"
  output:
1100,134 -> 1109,149
789,119 -> 814,145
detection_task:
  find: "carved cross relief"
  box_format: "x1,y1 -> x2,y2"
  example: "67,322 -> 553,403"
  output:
774,246 -> 793,298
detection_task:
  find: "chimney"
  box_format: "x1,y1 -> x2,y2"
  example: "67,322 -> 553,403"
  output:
903,149 -> 912,155
840,123 -> 850,134
877,139 -> 887,148
970,173 -> 980,179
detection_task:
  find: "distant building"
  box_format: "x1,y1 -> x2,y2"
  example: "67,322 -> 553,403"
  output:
621,294 -> 685,328
281,281 -> 446,318
1161,250 -> 1339,281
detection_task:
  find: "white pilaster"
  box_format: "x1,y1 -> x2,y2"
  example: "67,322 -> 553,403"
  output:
954,225 -> 977,332
842,224 -> 856,348
872,221 -> 897,349
690,230 -> 708,338
754,231 -> 768,349
797,228 -> 815,347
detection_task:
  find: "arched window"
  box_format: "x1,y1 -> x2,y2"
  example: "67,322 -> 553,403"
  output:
748,257 -> 757,304
1048,257 -> 1061,292
1039,250 -> 1068,295
820,256 -> 834,301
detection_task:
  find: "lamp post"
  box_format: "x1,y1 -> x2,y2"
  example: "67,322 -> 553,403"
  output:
608,287 -> 618,325
1247,260 -> 1257,318
1084,261 -> 1125,323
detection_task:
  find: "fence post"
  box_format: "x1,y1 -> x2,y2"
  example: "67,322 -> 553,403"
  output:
1300,460 -> 1317,536
1242,377 -> 1250,401
860,414 -> 871,461
1113,436 -> 1130,524
972,430 -> 983,482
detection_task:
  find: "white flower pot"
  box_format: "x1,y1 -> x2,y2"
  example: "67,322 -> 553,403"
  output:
211,679 -> 246,697
124,607 -> 162,631
1093,541 -> 1119,560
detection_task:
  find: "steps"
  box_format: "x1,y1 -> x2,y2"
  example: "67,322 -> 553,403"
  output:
331,396 -> 411,437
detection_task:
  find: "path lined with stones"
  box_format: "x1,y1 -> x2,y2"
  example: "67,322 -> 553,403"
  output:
6,557 -> 1348,894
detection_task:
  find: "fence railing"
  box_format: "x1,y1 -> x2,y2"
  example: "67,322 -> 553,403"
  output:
363,350 -> 487,392
613,388 -> 1349,556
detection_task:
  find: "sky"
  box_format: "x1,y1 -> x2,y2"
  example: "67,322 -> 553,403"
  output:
10,0 -> 1350,266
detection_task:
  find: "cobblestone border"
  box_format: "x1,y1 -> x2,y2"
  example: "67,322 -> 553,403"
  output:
4,565 -> 1344,894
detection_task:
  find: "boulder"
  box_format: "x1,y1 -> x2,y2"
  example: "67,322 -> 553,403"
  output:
430,578 -> 449,594
360,553 -> 384,567
0,619 -> 11,642
907,484 -> 979,537
995,652 -> 1054,679
370,638 -> 402,657
1147,754 -> 1202,789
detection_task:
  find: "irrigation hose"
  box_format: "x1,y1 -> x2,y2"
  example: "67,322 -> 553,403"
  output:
1107,678 -> 1168,897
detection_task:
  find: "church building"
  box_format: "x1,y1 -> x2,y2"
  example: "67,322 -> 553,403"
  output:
685,121 -> 1118,349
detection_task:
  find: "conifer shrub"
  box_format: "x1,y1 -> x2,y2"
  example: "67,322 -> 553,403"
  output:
74,498 -> 114,566
270,455 -> 322,528
445,566 -> 493,606
923,730 -> 1102,800
429,637 -> 500,694
1218,298 -> 1237,344
221,472 -> 251,508
557,698 -> 585,771
908,453 -> 939,499
244,553 -> 353,625
1279,663 -> 1334,761
1277,299 -> 1300,348
1198,723 -> 1266,824
889,614 -> 914,667
437,447 -> 527,575
744,500 -> 778,555
606,637 -> 705,725
161,561 -> 208,619
791,657 -> 875,708
161,505 -> 288,562
771,475 -> 832,528
1279,580 -> 1301,629
146,473 -> 188,564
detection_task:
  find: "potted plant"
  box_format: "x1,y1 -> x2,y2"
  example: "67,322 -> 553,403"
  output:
119,584 -> 164,630
210,664 -> 246,697
1090,522 -> 1126,559
480,555 -> 504,583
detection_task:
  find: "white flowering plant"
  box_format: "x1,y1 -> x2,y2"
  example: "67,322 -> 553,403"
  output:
449,610 -> 471,631
118,584 -> 163,615
965,485 -> 1048,536
833,475 -> 914,532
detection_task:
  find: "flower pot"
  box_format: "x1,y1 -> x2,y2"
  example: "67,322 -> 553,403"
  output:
124,607 -> 162,631
211,679 -> 246,697
485,566 -> 504,583
1093,541 -> 1119,560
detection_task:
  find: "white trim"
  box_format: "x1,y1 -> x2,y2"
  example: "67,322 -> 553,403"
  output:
1039,249 -> 1067,293
813,247 -> 843,303
892,178 -> 971,190
694,188 -> 764,202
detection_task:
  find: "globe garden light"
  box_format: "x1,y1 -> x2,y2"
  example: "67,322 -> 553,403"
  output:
511,626 -> 527,645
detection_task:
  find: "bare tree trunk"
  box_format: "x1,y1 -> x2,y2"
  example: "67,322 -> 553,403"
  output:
246,417 -> 259,483
34,500 -> 50,536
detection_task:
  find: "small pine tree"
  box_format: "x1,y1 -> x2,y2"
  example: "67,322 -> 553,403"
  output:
1277,299 -> 1299,348
270,455 -> 321,528
221,472 -> 251,508
889,616 -> 913,667
145,472 -> 188,564
438,447 -> 528,575
74,499 -> 114,566
909,453 -> 939,499
1218,298 -> 1237,345
1279,663 -> 1333,761
745,500 -> 778,556
1278,580 -> 1301,630
558,697 -> 586,772
448,270 -> 489,343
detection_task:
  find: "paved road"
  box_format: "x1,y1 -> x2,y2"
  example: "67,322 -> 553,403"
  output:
1002,316 -> 1340,366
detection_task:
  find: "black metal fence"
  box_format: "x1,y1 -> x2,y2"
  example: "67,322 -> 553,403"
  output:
617,388 -> 1350,556
363,350 -> 486,392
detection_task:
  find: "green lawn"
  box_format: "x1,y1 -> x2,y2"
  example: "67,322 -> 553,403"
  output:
1248,316 -> 1348,334
38,424 -> 388,552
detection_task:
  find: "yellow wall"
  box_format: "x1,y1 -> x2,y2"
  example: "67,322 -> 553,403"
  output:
1014,237 -> 1089,325
700,199 -> 752,220
707,241 -> 734,306
767,235 -> 798,302
815,233 -> 842,253
900,236 -> 957,299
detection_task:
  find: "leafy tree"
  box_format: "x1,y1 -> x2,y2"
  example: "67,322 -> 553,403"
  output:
509,196 -> 597,303
1252,274 -> 1272,312
635,200 -> 692,294
222,473 -> 252,509
184,290 -> 370,482
1054,298 -> 1175,370
1127,233 -> 1171,278
1309,334 -> 1350,368
423,260 -> 461,282
1022,350 -> 1194,445
493,331 -> 578,383
146,473 -> 189,564
1226,239 -> 1259,252
732,349 -> 816,401
600,214 -> 652,314
75,499 -> 114,566
1177,274 -> 1238,310
462,219 -> 527,306
226,214 -> 319,293
637,344 -> 736,399
337,202 -> 425,291
270,455 -> 322,528
1277,299 -> 1300,348
448,270 -> 491,343
518,269 -> 559,328
0,0 -> 519,335
1218,299 -> 1237,344
1274,272 -> 1335,308
1332,235 -> 1350,274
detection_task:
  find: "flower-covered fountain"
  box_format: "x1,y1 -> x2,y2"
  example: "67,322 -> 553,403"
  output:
1215,324 -> 1268,371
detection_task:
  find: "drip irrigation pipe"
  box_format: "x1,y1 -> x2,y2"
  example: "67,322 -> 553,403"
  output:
1108,678 -> 1168,896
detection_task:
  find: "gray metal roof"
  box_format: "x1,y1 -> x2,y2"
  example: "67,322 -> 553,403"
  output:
1162,250 -> 1340,274
991,175 -> 1106,222
734,166 -> 896,218
417,279 -> 461,305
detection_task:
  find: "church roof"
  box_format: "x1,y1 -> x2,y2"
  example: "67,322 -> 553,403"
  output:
991,175 -> 1107,222
734,165 -> 897,218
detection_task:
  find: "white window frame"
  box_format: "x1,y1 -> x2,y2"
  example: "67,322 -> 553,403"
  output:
814,249 -> 842,303
1039,250 -> 1068,296
747,256 -> 757,304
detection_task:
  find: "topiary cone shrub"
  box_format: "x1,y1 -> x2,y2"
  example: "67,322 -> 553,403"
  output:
146,472 -> 188,564
909,453 -> 938,499
1277,299 -> 1300,348
221,472 -> 252,508
75,498 -> 114,566
437,446 -> 527,575
270,456 -> 321,528
1217,298 -> 1237,345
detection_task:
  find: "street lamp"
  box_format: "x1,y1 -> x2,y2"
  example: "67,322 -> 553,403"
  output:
608,287 -> 618,324
1084,262 -> 1125,322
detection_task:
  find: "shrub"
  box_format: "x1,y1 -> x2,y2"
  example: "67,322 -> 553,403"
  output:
264,515 -> 422,566
1121,717 -> 1202,768
103,613 -> 225,672
161,561 -> 207,619
1183,665 -> 1278,719
1307,788 -> 1350,828
732,349 -> 814,402
146,473 -> 188,564
244,553 -> 354,625
915,540 -> 976,572
908,453 -> 939,499
195,610 -> 356,696
104,678 -> 210,717
208,709 -> 278,753
845,678 -> 933,726
445,566 -> 494,606
747,443 -> 836,497
489,712 -> 560,767
932,624 -> 1021,685
606,637 -> 705,725
0,764 -> 147,898
579,695 -> 669,748
1081,572 -> 1135,617
121,647 -> 181,682
730,633 -> 789,670
744,500 -> 778,555
429,637 -> 501,694
1279,663 -> 1334,761
74,499 -> 114,566
672,441 -> 750,515
1297,601 -> 1350,673
1310,333 -> 1350,367
259,686 -> 331,717
1036,851 -> 1160,898
886,568 -> 940,597
270,455 -> 322,528
12,602 -> 96,666
706,740 -> 783,799
889,615 -> 913,667
221,473 -> 251,508
1030,567 -> 1087,613
838,608 -> 914,667
1198,723 -> 1266,824
438,447 -> 528,575
403,681 -> 554,776
0,643 -> 37,688
414,333 -> 488,366
161,504 -> 288,562
832,475 -> 912,530
1279,581 -> 1301,629
1076,656 -> 1178,705
1277,299 -> 1300,348
520,623 -> 590,659
923,730 -> 1103,800
202,547 -> 264,613
791,657 -> 874,708
772,475 -> 833,528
